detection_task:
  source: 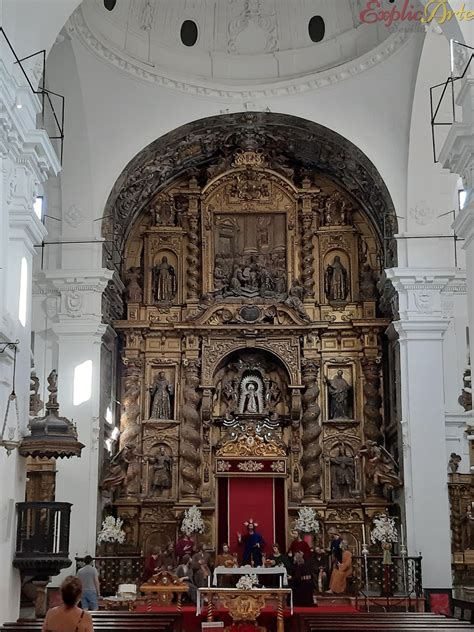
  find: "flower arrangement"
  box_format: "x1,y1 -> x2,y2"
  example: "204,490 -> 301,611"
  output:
294,506 -> 320,534
370,514 -> 398,545
97,516 -> 126,544
236,573 -> 259,590
180,505 -> 205,536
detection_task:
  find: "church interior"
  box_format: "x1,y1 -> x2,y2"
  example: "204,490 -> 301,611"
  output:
0,1 -> 474,630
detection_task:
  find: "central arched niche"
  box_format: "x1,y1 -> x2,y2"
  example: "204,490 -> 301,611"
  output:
103,112 -> 397,271
212,349 -> 292,419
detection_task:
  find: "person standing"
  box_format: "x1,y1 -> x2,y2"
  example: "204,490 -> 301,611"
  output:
77,556 -> 100,611
290,551 -> 314,607
42,576 -> 93,632
288,530 -> 311,561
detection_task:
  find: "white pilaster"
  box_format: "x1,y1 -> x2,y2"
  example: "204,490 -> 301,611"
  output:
35,268 -> 115,582
386,269 -> 455,589
442,76 -> 474,447
0,57 -> 60,621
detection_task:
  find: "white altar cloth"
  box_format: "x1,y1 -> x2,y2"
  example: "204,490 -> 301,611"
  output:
212,565 -> 288,587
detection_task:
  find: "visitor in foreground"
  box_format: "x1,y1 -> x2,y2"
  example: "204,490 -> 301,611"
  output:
42,576 -> 93,632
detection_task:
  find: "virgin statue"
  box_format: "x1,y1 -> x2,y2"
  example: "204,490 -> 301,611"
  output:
240,382 -> 260,414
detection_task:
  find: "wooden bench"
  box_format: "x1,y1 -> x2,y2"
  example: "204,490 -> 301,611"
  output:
300,612 -> 474,632
0,612 -> 179,632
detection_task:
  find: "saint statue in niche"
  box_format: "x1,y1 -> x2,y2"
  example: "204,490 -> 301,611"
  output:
326,369 -> 352,419
153,256 -> 177,303
149,371 -> 174,419
330,444 -> 356,499
325,256 -> 349,302
149,446 -> 172,494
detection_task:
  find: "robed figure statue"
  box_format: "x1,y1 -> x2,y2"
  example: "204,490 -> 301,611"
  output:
149,371 -> 174,419
326,370 -> 352,419
325,256 -> 349,302
153,256 -> 177,303
237,519 -> 264,566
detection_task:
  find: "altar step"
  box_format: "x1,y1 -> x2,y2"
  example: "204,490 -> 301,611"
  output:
314,595 -> 354,606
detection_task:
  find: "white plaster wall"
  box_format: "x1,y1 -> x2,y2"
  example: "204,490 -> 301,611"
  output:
49,31 -> 425,232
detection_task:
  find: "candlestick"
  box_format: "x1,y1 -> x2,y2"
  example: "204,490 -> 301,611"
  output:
400,523 -> 405,548
362,524 -> 366,546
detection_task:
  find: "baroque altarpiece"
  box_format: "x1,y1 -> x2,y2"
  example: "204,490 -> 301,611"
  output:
101,143 -> 402,556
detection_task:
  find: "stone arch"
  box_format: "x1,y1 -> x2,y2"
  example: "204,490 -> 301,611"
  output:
103,112 -> 398,270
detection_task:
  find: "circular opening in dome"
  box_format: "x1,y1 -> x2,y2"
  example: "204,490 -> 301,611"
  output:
104,0 -> 116,11
308,16 -> 325,43
180,20 -> 198,47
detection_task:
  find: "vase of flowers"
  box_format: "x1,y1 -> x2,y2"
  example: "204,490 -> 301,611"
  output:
294,506 -> 320,547
180,505 -> 205,536
236,573 -> 259,590
370,514 -> 398,596
97,516 -> 126,554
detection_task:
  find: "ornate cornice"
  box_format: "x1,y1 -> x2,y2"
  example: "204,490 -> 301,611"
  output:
66,7 -> 412,100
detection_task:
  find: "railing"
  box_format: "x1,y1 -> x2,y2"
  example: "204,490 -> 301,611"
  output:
0,28 -> 65,163
76,556 -> 145,596
430,40 -> 474,163
15,501 -> 72,559
352,555 -> 423,610
76,554 -> 423,603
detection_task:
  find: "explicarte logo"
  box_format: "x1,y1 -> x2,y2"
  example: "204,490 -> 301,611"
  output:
359,0 -> 474,27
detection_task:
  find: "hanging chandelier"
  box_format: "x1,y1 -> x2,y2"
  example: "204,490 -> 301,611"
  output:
0,340 -> 21,455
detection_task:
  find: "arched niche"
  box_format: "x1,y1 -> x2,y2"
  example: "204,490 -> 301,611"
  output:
211,348 -> 292,419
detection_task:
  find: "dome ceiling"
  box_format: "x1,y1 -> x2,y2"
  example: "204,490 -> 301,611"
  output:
67,0 -> 412,96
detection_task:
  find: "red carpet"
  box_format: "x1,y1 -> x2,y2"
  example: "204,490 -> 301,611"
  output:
134,603 -> 360,631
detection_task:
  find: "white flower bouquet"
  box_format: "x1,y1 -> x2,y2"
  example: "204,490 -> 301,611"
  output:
294,506 -> 320,534
236,574 -> 259,590
370,514 -> 398,545
97,516 -> 126,544
181,505 -> 205,536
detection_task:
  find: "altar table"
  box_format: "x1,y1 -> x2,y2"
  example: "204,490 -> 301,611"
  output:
212,565 -> 288,587
197,587 -> 292,632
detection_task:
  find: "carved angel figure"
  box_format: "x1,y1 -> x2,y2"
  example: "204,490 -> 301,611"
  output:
359,441 -> 401,498
126,267 -> 143,302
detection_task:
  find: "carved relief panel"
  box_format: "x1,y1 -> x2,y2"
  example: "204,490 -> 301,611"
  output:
202,151 -> 299,297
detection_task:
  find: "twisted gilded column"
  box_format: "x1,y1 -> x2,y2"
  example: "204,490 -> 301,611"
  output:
119,358 -> 143,448
361,358 -> 384,444
300,359 -> 322,499
180,359 -> 202,499
301,211 -> 315,298
186,210 -> 200,301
